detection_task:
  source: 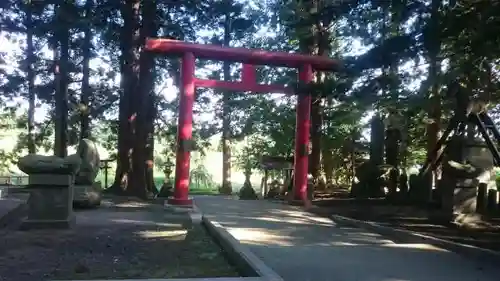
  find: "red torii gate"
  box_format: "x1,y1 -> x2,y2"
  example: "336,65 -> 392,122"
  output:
145,38 -> 341,206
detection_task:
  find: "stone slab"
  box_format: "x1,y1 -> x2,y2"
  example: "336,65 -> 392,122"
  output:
164,201 -> 195,212
20,216 -> 75,230
28,174 -> 74,186
26,187 -> 74,221
22,184 -> 74,230
189,210 -> 203,224
29,174 -> 73,186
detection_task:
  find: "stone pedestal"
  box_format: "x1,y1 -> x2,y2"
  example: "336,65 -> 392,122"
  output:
453,179 -> 479,214
487,189 -> 498,214
165,197 -> 194,208
445,140 -> 496,224
476,182 -> 488,214
20,174 -> 75,230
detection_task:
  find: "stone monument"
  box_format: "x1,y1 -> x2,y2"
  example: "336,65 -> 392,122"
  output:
18,154 -> 81,230
72,139 -> 102,207
239,168 -> 258,200
158,161 -> 174,198
439,137 -> 495,224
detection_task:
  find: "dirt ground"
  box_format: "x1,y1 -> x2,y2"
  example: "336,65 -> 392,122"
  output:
0,199 -> 239,281
311,191 -> 500,252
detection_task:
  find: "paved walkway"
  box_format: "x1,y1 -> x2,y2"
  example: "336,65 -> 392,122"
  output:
0,195 -> 27,226
194,196 -> 500,281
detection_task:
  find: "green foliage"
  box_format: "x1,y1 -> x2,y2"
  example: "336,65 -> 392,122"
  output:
1,0 -> 500,190
190,163 -> 216,190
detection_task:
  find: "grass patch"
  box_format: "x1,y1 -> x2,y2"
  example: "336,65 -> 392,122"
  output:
94,174 -> 221,195
189,188 -> 220,195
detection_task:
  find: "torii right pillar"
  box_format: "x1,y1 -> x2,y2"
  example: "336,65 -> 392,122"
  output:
293,64 -> 313,207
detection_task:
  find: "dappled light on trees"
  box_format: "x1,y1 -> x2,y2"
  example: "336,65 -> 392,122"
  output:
0,0 -> 500,219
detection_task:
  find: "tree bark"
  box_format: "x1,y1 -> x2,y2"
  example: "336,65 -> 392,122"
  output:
26,0 -> 36,154
424,0 -> 442,202
130,0 -> 157,198
221,2 -> 233,194
54,2 -> 70,158
309,84 -> 322,181
111,0 -> 141,195
310,2 -> 332,187
80,0 -> 93,140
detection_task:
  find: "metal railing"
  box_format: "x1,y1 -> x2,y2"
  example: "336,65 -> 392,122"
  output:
0,176 -> 28,187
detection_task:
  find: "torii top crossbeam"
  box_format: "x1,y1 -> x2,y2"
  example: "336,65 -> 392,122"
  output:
145,38 -> 342,71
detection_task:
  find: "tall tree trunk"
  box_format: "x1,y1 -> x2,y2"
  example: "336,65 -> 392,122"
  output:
310,13 -> 331,185
424,0 -> 442,202
385,0 -> 405,198
54,2 -> 70,158
26,0 -> 36,154
144,3 -> 158,196
309,97 -> 322,181
80,0 -> 94,140
221,2 -> 232,194
322,146 -> 334,185
145,97 -> 157,195
111,0 -> 141,195
369,113 -> 384,197
131,0 -> 157,198
80,0 -> 93,140
321,97 -> 334,185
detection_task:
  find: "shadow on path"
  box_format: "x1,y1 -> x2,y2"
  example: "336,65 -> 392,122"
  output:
195,196 -> 500,281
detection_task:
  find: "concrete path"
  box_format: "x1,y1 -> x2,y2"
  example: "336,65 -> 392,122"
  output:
0,195 -> 28,226
194,196 -> 500,281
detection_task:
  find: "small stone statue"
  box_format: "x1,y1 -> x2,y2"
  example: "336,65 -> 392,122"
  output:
74,139 -> 100,185
71,139 -> 102,207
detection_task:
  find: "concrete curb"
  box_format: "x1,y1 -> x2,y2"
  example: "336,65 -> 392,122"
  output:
188,205 -> 203,225
202,216 -> 283,281
331,214 -> 500,263
0,199 -> 27,228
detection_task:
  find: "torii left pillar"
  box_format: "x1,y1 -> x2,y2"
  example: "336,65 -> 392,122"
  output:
168,52 -> 195,206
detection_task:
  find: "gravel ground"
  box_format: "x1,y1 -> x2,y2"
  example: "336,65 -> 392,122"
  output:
0,200 -> 239,281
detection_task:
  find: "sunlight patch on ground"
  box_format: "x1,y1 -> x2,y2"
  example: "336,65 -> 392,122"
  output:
268,209 -> 337,226
271,209 -> 311,218
227,227 -> 295,246
325,241 -> 361,246
348,236 -> 395,245
114,202 -> 153,208
382,243 -> 448,252
306,216 -> 336,225
254,216 -> 333,227
136,229 -> 187,239
111,219 -> 183,228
